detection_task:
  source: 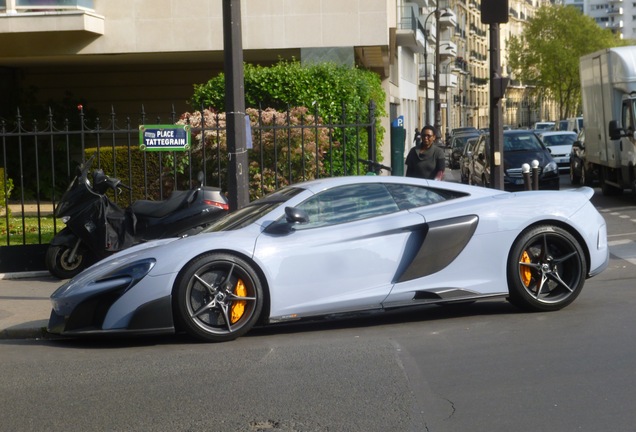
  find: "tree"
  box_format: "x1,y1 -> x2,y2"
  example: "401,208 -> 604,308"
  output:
508,5 -> 624,119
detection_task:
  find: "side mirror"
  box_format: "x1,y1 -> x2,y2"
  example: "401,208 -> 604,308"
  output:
284,206 -> 309,224
609,120 -> 623,140
264,206 -> 309,235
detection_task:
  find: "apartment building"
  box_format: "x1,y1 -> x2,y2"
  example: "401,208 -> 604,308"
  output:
565,0 -> 633,39
0,0 -> 555,165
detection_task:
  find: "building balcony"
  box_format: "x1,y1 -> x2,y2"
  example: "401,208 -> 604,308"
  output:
440,73 -> 458,89
0,0 -> 103,35
438,9 -> 457,28
605,20 -> 623,30
439,41 -> 457,59
419,62 -> 435,84
397,4 -> 428,53
607,7 -> 623,15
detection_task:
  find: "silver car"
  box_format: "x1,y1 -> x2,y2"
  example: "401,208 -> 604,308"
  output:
48,176 -> 609,342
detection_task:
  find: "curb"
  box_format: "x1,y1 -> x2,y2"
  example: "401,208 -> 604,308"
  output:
0,321 -> 50,340
0,271 -> 51,280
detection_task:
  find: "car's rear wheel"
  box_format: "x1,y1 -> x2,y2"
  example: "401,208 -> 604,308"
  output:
174,253 -> 263,342
507,225 -> 586,312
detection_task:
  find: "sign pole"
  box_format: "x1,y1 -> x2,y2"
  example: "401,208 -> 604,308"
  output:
481,1 -> 509,190
223,0 -> 249,210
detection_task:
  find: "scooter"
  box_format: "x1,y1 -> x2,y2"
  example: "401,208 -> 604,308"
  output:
358,158 -> 392,175
46,155 -> 229,279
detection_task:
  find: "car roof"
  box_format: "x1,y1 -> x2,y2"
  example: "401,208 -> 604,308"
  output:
282,172 -> 505,198
538,131 -> 577,136
480,129 -> 538,136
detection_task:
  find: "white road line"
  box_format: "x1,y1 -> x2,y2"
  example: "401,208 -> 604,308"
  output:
608,239 -> 636,266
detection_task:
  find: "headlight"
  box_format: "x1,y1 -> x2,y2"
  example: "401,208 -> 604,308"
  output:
543,161 -> 558,174
96,258 -> 157,288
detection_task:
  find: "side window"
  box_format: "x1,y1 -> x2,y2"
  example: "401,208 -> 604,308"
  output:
385,184 -> 467,210
626,100 -> 635,133
295,183 -> 400,228
476,138 -> 485,156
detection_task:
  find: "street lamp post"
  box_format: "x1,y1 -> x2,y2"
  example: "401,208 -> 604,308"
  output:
433,8 -> 442,140
423,10 -> 436,127
423,8 -> 452,140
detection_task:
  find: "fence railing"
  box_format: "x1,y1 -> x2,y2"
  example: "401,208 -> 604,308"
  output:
0,102 -> 377,249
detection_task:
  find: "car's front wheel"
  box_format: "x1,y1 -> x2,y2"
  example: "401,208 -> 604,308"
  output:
174,253 -> 264,342
45,244 -> 92,280
507,225 -> 586,312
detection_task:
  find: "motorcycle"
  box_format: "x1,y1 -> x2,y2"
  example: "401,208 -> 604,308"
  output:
46,155 -> 229,279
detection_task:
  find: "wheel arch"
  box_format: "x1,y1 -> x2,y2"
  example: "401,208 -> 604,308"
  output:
506,219 -> 592,277
170,249 -> 272,327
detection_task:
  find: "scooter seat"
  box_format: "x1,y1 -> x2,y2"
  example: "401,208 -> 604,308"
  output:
131,189 -> 195,218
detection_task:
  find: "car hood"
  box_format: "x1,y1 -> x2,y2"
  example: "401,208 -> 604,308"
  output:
504,150 -> 553,171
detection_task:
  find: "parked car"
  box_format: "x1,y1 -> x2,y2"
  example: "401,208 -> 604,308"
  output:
566,116 -> 584,133
459,135 -> 480,184
537,131 -> 577,174
47,175 -> 608,342
450,126 -> 479,137
533,121 -> 555,131
556,119 -> 569,131
468,130 -> 560,191
447,131 -> 481,169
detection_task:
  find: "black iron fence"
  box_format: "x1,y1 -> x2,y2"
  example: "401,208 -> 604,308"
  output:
0,102 -> 377,271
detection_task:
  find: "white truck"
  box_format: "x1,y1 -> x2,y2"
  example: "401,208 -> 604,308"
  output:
579,46 -> 636,196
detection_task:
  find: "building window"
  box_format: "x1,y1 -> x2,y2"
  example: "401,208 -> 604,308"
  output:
3,0 -> 94,12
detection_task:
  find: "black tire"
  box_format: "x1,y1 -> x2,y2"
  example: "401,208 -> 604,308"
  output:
600,170 -> 622,196
507,225 -> 586,312
581,164 -> 593,187
460,169 -> 468,184
45,244 -> 91,280
174,253 -> 263,342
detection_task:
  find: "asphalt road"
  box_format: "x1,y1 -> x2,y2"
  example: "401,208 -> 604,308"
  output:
0,173 -> 634,432
0,258 -> 634,432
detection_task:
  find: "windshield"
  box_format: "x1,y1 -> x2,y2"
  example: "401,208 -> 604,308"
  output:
542,134 -> 576,147
203,186 -> 304,232
504,133 -> 544,152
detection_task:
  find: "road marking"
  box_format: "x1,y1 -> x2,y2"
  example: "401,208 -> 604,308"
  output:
608,239 -> 636,266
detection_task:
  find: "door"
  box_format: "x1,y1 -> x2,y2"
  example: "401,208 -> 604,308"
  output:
253,183 -> 426,320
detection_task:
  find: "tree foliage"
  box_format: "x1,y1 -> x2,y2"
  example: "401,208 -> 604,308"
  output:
508,5 -> 624,119
190,59 -> 386,176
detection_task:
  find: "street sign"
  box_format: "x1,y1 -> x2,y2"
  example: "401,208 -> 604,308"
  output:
391,115 -> 404,128
139,124 -> 191,151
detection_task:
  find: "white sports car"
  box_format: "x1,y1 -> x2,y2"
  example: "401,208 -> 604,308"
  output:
48,176 -> 609,342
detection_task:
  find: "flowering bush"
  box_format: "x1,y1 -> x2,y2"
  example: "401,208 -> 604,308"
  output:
177,106 -> 332,200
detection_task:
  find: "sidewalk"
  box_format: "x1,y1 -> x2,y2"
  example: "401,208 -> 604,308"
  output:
0,271 -> 59,340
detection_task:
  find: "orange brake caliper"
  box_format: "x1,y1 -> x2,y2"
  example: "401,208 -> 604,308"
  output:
521,251 -> 532,287
230,279 -> 247,324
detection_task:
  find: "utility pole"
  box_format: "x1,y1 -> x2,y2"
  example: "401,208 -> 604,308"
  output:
222,0 -> 249,210
481,1 -> 509,190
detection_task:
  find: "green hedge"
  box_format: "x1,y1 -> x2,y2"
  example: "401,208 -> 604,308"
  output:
0,168 -> 14,216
